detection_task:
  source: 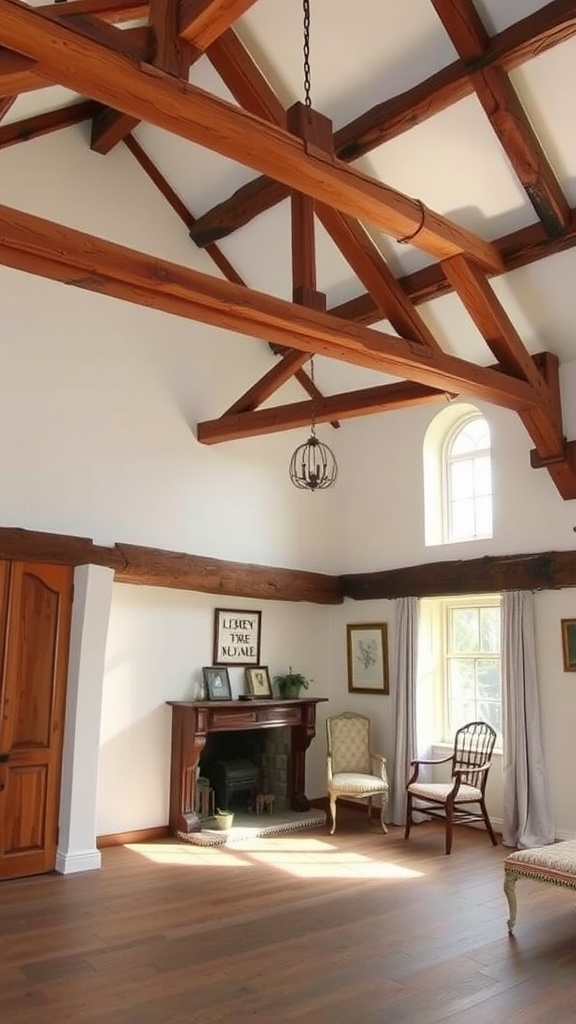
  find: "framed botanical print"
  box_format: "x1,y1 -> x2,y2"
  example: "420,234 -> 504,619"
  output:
346,623 -> 389,695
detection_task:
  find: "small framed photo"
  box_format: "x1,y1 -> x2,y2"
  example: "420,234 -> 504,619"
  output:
347,623 -> 389,695
203,666 -> 232,700
245,666 -> 273,698
213,608 -> 262,666
561,619 -> 576,671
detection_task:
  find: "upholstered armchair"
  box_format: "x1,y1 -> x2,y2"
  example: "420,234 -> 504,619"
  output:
326,712 -> 389,835
405,720 -> 498,854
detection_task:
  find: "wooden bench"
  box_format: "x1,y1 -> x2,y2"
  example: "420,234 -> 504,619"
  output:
503,839 -> 576,934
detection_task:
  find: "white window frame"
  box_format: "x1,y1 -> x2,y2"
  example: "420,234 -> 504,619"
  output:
439,594 -> 502,747
442,413 -> 492,544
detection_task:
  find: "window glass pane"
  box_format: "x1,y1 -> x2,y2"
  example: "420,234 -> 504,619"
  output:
473,455 -> 492,496
450,418 -> 490,455
475,495 -> 493,536
476,659 -> 500,699
478,702 -> 502,735
448,658 -> 475,697
480,608 -> 500,652
450,460 -> 474,499
448,699 -> 477,734
451,608 -> 479,652
450,498 -> 475,539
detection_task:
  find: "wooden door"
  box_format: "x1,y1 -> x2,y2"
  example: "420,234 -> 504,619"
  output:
0,561 -> 73,880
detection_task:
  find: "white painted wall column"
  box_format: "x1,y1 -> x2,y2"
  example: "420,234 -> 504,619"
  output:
56,564 -> 114,874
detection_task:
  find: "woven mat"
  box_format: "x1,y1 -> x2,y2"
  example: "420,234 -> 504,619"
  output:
178,809 -> 326,846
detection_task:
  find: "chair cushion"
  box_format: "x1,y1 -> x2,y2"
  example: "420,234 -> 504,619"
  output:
407,781 -> 482,802
330,772 -> 389,795
504,839 -> 576,879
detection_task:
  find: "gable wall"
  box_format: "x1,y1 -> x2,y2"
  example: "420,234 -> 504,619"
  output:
2,125 -> 576,848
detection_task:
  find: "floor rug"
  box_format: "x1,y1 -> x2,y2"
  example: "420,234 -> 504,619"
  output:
178,808 -> 326,846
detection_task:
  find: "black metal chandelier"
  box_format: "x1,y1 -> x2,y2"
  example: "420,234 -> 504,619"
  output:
289,358 -> 338,491
288,2 -> 338,492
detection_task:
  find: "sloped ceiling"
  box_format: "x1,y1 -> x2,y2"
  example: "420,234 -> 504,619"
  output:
1,0 -> 575,497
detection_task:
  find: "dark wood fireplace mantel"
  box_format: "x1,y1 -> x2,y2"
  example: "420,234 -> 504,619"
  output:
167,698 -> 328,834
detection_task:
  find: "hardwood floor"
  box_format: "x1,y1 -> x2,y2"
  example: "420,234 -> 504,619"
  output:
1,815 -> 576,1023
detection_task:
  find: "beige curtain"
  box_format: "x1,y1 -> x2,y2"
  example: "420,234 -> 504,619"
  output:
502,590 -> 554,848
390,596 -> 419,825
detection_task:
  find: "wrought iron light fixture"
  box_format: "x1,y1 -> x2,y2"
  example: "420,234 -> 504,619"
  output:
289,359 -> 338,491
289,1 -> 338,492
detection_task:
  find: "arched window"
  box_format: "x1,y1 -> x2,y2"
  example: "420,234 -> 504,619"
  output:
444,414 -> 492,542
423,405 -> 493,546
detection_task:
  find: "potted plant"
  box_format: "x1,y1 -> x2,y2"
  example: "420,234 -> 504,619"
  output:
274,667 -> 310,700
214,808 -> 234,830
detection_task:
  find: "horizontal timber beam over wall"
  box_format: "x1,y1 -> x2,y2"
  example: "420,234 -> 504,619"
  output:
0,528 -> 343,604
2,528 -> 576,603
341,549 -> 576,600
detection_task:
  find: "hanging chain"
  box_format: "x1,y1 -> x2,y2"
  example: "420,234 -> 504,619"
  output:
309,355 -> 316,436
302,0 -> 311,108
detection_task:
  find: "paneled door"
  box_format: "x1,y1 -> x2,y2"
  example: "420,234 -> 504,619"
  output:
0,561 -> 73,880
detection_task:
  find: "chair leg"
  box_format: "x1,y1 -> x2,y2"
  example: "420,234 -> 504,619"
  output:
329,794 -> 337,835
404,792 -> 413,839
445,801 -> 454,855
380,792 -> 388,834
479,798 -> 498,846
367,796 -> 372,824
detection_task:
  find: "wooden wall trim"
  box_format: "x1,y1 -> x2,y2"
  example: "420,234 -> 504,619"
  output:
97,825 -> 169,848
1,526 -> 575,603
341,549 -> 576,600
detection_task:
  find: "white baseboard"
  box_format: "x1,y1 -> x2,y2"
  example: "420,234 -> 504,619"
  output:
55,848 -> 102,874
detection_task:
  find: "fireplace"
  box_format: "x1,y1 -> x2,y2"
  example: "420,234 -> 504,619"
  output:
199,727 -> 292,814
167,698 -> 327,834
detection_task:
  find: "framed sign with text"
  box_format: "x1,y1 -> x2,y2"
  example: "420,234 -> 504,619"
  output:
213,608 -> 262,666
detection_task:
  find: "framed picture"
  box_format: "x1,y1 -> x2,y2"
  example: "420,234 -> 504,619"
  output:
202,666 -> 232,700
561,619 -> 576,671
245,666 -> 273,698
213,608 -> 262,666
346,623 -> 389,695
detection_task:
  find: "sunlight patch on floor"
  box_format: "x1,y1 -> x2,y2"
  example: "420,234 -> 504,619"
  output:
125,837 -> 423,879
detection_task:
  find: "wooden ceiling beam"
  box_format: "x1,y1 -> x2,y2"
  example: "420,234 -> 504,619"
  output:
178,0 -> 258,49
0,49 -> 45,97
316,205 -> 442,352
123,134 -> 246,285
150,0 -> 192,77
332,207 -> 576,323
190,0 -> 576,246
0,1 -> 501,270
197,381 -> 451,444
0,100 -> 99,150
0,203 -> 537,410
39,0 -> 148,23
0,95 -> 14,121
442,255 -> 570,490
223,351 -> 310,416
431,0 -> 570,238
207,35 -> 443,360
207,28 -> 286,126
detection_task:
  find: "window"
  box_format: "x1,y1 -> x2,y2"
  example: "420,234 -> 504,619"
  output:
444,414 -> 492,542
442,596 -> 502,743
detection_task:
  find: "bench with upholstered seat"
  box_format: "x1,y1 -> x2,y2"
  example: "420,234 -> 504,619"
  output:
503,839 -> 576,934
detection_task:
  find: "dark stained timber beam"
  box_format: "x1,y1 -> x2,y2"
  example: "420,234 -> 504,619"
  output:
341,549 -> 576,600
0,0 -> 502,271
0,527 -> 343,603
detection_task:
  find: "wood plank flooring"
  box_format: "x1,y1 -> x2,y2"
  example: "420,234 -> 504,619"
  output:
2,815 -> 576,1023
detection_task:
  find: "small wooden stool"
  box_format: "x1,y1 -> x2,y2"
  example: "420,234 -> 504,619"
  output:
256,793 -> 275,815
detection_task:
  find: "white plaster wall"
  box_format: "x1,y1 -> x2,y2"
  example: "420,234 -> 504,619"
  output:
331,361 -> 576,574
0,127 -> 339,572
97,583 -> 331,834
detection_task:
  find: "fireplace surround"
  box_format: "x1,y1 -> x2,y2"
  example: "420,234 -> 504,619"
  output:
167,698 -> 328,834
